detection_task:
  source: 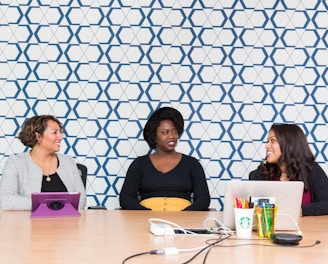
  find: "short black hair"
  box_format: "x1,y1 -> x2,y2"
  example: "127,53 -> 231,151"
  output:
143,107 -> 184,149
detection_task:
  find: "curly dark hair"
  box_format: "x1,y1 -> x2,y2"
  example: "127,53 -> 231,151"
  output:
258,124 -> 314,188
143,107 -> 184,149
18,115 -> 63,148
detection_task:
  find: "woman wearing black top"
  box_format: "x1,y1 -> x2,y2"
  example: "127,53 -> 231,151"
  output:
119,107 -> 210,211
249,123 -> 328,216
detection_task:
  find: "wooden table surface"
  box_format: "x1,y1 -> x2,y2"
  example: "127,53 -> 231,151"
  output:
0,210 -> 326,264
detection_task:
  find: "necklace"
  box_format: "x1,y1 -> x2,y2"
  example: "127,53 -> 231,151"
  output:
30,152 -> 57,181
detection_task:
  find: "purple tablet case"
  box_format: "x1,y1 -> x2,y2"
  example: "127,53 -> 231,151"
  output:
31,192 -> 81,218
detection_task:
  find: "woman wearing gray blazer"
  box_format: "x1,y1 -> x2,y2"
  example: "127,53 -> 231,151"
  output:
0,115 -> 86,210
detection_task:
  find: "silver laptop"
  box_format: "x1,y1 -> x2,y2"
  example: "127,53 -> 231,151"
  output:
222,180 -> 304,231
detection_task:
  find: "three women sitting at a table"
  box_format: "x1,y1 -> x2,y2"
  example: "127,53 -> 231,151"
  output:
1,112 -> 328,215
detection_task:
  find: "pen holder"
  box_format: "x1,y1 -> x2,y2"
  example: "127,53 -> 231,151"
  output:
256,206 -> 278,238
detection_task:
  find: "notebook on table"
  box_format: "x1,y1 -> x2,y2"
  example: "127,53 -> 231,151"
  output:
31,192 -> 81,218
222,180 -> 304,231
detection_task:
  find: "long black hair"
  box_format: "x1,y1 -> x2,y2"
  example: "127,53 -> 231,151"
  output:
258,124 -> 314,188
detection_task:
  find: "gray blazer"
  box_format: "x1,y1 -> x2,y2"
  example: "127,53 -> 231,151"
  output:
0,152 -> 86,210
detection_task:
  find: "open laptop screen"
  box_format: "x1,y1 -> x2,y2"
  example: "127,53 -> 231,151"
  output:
223,180 -> 304,230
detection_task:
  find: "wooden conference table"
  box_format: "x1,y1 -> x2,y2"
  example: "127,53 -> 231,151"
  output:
0,210 -> 326,264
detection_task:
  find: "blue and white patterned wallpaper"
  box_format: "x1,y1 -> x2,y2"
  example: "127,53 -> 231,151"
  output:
0,0 -> 327,210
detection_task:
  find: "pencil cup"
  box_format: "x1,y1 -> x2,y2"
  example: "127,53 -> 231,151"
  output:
234,207 -> 254,239
256,206 -> 278,238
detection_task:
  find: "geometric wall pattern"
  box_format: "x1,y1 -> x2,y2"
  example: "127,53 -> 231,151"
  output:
0,1 -> 327,210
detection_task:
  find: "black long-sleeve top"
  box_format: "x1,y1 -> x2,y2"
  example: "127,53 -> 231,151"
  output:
249,162 -> 328,216
119,154 -> 210,210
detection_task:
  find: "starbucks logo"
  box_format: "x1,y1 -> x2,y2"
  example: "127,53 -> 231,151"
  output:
239,217 -> 251,229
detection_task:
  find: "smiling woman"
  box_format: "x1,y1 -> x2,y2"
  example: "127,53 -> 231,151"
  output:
249,123 -> 328,216
119,107 -> 210,211
0,115 -> 86,210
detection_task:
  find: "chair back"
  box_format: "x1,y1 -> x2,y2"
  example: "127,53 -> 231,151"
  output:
76,163 -> 87,188
76,163 -> 107,210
